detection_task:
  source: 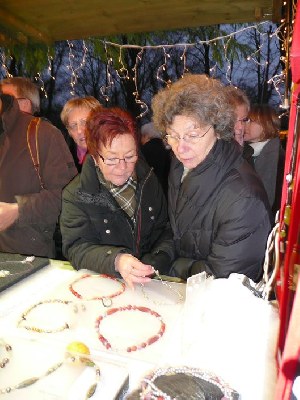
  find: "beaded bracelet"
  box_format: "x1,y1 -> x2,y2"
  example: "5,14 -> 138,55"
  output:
0,256 -> 35,278
0,339 -> 12,368
140,366 -> 240,400
0,343 -> 101,397
17,299 -> 81,333
95,305 -> 166,353
69,273 -> 126,304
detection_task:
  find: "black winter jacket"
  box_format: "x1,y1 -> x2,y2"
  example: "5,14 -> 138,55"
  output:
60,155 -> 174,275
168,139 -> 271,282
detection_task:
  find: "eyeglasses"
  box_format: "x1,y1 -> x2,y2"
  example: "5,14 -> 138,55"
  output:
236,117 -> 250,124
165,125 -> 212,144
97,152 -> 138,166
67,119 -> 87,132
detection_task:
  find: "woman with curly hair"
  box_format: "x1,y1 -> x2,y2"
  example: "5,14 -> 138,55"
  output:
152,74 -> 271,282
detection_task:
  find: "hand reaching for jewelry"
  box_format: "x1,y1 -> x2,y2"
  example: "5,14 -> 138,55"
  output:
0,202 -> 19,231
114,253 -> 154,289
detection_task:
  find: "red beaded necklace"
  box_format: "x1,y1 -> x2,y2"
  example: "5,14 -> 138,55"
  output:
95,305 -> 166,353
69,273 -> 126,301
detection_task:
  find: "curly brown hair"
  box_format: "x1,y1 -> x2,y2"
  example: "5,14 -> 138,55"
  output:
151,74 -> 235,140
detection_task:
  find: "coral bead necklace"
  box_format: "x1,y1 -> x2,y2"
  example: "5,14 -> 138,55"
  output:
95,305 -> 166,353
69,273 -> 125,304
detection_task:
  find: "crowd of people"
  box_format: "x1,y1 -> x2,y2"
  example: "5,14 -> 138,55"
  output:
0,74 -> 285,284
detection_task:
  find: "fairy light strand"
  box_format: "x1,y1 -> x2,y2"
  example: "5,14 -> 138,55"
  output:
0,20 -> 293,116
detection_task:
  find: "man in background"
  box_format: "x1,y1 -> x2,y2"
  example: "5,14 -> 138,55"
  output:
0,76 -> 40,115
0,78 -> 77,258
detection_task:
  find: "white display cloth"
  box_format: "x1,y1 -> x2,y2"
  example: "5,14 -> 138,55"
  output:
0,263 -> 279,399
180,272 -> 279,400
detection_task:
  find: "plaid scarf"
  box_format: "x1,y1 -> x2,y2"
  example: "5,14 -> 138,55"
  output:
96,166 -> 137,221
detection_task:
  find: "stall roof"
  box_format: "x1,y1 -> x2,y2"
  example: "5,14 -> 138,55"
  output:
0,0 -> 282,46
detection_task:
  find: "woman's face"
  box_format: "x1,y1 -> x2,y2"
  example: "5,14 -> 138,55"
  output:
67,107 -> 91,151
234,104 -> 249,146
244,118 -> 264,143
96,134 -> 137,186
166,115 -> 217,169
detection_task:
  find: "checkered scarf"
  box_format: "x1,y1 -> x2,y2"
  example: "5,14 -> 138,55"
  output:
96,166 -> 137,221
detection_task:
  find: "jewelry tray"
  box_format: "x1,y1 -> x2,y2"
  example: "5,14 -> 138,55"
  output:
0,252 -> 49,293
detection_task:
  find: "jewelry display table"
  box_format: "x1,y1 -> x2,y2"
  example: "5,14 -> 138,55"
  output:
0,261 -> 186,399
0,261 -> 279,400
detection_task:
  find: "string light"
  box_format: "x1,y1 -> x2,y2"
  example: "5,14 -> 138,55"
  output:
132,48 -> 148,118
0,51 -> 13,78
67,40 -> 88,96
0,19 -> 294,117
34,72 -> 47,99
99,43 -> 114,103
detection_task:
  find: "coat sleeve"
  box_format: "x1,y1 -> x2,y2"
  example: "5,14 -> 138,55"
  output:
170,196 -> 271,282
15,123 -> 77,228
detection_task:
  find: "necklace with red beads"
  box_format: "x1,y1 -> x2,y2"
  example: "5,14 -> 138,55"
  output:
69,273 -> 125,305
95,305 -> 166,353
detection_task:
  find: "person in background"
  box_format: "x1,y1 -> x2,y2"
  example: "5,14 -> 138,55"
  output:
152,74 -> 271,282
0,92 -> 77,257
224,85 -> 254,164
61,96 -> 101,171
223,85 -> 250,146
0,76 -> 40,115
140,121 -> 171,197
60,107 -> 174,288
244,104 -> 285,219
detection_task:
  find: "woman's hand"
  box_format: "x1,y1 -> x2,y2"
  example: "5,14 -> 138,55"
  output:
114,253 -> 154,290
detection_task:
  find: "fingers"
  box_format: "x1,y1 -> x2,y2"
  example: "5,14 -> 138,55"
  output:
124,261 -> 153,290
116,253 -> 155,290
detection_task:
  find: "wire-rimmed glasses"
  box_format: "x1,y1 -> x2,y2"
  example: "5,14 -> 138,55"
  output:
165,125 -> 212,144
97,152 -> 138,166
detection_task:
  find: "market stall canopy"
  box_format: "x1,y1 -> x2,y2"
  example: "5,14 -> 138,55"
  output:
0,0 -> 282,46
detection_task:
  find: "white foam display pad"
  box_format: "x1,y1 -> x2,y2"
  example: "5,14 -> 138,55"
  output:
0,335 -> 128,399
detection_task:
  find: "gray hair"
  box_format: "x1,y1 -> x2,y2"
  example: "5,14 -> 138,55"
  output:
0,77 -> 40,113
152,74 -> 235,140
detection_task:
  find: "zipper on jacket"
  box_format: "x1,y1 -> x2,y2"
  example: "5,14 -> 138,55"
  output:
133,168 -> 153,256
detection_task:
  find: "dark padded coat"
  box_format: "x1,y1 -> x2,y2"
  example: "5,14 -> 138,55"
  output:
168,139 -> 272,282
60,155 -> 174,275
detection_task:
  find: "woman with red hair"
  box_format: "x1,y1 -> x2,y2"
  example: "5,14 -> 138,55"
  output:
60,107 -> 173,288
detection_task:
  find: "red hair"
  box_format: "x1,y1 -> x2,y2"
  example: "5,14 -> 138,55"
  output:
86,107 -> 138,156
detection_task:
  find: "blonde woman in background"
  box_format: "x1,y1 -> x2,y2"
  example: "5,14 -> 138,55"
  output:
61,96 -> 101,171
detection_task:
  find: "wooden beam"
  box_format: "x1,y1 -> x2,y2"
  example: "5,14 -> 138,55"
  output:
0,8 -> 51,44
272,0 -> 283,22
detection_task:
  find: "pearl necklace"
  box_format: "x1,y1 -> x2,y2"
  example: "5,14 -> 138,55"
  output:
69,273 -> 125,305
95,305 -> 166,353
17,299 -> 85,333
0,339 -> 12,368
0,343 -> 100,397
0,256 -> 35,278
140,366 -> 240,400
